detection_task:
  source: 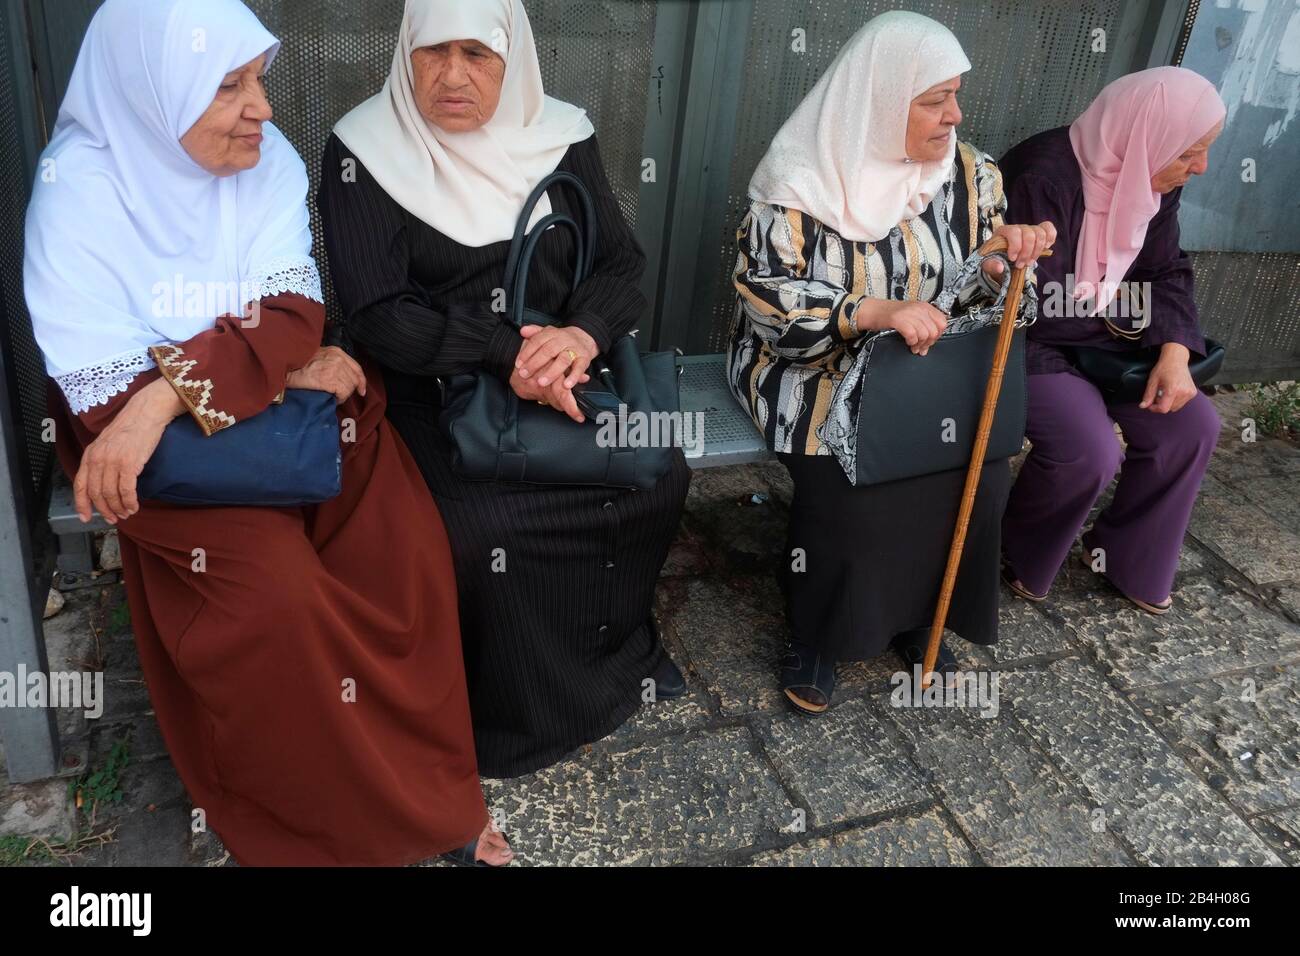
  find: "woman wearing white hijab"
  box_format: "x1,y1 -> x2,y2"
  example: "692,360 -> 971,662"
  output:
25,0 -> 510,866
727,11 -> 1053,714
320,0 -> 692,779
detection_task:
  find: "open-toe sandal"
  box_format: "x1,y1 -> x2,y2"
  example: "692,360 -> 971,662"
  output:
780,640 -> 835,716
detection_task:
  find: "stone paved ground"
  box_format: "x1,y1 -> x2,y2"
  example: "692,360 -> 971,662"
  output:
2,390 -> 1297,866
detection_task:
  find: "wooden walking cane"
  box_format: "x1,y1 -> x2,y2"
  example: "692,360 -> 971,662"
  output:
921,236 -> 1051,690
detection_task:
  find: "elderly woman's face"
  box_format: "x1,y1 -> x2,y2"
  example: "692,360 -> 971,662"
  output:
180,53 -> 272,177
411,40 -> 506,132
1151,120 -> 1222,194
906,76 -> 963,163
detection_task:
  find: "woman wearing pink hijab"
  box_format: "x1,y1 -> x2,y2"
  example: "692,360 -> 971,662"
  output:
1000,67 -> 1226,615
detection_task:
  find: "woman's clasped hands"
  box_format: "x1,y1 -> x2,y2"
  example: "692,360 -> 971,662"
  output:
510,323 -> 598,423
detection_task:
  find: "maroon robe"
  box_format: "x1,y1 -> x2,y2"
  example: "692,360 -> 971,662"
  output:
51,293 -> 488,865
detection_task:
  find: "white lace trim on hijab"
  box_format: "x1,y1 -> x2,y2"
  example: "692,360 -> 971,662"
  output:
55,350 -> 158,416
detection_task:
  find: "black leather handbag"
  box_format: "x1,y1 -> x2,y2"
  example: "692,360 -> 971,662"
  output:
1071,338 -> 1225,404
829,247 -> 1032,486
437,170 -> 681,490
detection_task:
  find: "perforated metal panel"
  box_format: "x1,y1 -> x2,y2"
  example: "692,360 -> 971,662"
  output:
697,0 -> 1156,354
0,6 -> 52,498
1191,251 -> 1300,384
244,0 -> 659,326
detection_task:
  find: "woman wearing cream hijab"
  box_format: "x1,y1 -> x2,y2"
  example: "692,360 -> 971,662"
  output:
320,0 -> 692,779
727,10 -> 1053,714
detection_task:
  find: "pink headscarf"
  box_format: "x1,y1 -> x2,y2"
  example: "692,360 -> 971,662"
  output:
1068,66 -> 1225,315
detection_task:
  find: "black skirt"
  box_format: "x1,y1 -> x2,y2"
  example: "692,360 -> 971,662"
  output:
385,388 -> 691,778
776,452 -> 1010,662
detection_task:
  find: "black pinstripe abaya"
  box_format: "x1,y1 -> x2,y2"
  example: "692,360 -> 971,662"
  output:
318,132 -> 691,778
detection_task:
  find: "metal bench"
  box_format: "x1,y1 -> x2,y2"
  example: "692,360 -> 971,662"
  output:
47,472 -> 111,590
678,354 -> 772,469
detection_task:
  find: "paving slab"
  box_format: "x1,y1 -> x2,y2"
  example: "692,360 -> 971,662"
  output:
753,697 -> 930,828
1007,658 -> 1282,865
885,695 -> 1132,865
1046,575 -> 1300,691
1188,474 -> 1300,587
746,807 -> 974,866
1133,662 -> 1300,817
480,725 -> 796,866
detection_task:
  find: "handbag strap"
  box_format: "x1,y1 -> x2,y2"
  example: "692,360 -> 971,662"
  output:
509,213 -> 586,328
502,170 -> 598,313
932,246 -> 1014,317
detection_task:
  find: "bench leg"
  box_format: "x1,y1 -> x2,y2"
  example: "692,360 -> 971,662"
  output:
54,529 -> 98,590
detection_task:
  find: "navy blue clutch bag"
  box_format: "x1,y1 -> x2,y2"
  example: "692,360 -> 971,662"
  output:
137,389 -> 342,506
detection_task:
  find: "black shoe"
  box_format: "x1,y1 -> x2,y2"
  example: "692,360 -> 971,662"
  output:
649,654 -> 687,700
645,616 -> 687,700
780,640 -> 835,716
892,629 -> 959,684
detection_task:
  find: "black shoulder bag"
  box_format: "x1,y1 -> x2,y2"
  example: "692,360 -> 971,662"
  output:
437,170 -> 681,490
826,246 -> 1032,486
1070,339 -> 1226,404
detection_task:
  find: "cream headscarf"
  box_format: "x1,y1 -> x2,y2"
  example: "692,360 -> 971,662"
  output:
748,10 -> 972,243
334,0 -> 595,248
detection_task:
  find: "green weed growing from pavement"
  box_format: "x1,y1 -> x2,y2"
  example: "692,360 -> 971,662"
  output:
107,599 -> 131,636
67,736 -> 130,825
1245,381 -> 1300,441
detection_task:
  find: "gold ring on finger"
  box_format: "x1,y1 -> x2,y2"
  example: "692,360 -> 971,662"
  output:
565,348 -> 578,363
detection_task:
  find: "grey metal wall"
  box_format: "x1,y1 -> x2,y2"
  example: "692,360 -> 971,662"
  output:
0,0 -> 60,782
1175,0 -> 1300,384
1,0 -> 52,501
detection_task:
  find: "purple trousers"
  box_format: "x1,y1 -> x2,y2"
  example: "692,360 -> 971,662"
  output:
1002,371 -> 1221,605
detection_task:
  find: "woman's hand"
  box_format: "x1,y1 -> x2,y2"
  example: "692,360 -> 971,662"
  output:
509,366 -> 592,423
859,299 -> 948,356
74,378 -> 183,524
983,222 -> 1056,278
286,346 -> 367,403
1141,343 -> 1198,414
515,325 -> 598,389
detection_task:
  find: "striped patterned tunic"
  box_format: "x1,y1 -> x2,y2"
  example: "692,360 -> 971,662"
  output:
727,141 -> 1011,456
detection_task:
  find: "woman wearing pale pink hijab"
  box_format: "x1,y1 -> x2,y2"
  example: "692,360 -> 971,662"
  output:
1000,67 -> 1227,615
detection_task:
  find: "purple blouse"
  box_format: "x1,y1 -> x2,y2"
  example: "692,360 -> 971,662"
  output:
998,126 -> 1208,376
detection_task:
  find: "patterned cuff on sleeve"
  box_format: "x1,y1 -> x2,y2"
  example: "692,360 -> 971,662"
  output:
148,343 -> 236,437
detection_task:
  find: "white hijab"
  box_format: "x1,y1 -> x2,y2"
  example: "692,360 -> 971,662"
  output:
334,0 -> 595,248
748,10 -> 972,243
24,0 -> 319,413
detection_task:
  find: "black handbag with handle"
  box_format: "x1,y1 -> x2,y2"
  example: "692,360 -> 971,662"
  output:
828,246 -> 1032,486
437,170 -> 682,490
1070,338 -> 1226,404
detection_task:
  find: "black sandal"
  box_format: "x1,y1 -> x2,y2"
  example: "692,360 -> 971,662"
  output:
892,629 -> 960,684
780,640 -> 835,716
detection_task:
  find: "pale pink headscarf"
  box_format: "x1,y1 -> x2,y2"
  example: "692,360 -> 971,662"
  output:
1068,66 -> 1225,314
